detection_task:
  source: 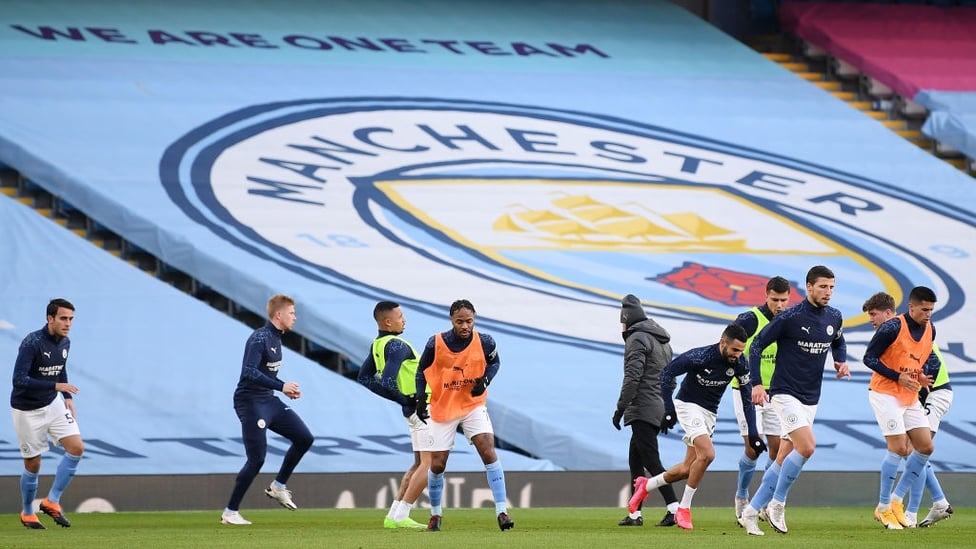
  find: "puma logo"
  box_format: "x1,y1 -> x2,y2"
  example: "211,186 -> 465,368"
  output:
800,326 -> 810,334
452,366 -> 466,376
909,353 -> 922,363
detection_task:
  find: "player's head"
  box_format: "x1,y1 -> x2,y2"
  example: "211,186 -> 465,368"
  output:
765,276 -> 792,316
861,292 -> 896,330
267,294 -> 297,332
805,265 -> 835,308
449,299 -> 476,339
46,298 -> 75,338
907,286 -> 937,325
620,294 -> 647,329
373,300 -> 405,333
719,323 -> 748,363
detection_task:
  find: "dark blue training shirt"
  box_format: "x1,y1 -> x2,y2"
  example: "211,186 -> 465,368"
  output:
661,342 -> 757,436
749,299 -> 847,405
11,325 -> 72,411
415,330 -> 499,397
234,321 -> 286,401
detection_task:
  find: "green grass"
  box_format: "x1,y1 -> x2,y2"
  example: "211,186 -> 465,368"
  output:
4,506 -> 971,549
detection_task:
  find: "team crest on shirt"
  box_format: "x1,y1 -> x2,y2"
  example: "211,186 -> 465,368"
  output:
826,326 -> 834,336
160,98 -> 974,357
62,349 -> 67,359
726,368 -> 735,377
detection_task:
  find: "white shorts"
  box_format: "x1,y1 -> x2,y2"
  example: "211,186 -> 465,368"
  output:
675,399 -> 716,446
869,390 -> 928,436
404,412 -> 433,452
733,392 -> 781,437
923,388 -> 953,434
770,394 -> 817,441
11,394 -> 81,458
426,406 -> 494,452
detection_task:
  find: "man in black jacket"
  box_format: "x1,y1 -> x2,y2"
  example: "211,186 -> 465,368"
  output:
612,294 -> 679,527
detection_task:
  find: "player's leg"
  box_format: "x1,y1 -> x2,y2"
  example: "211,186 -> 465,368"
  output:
41,396 -> 83,528
919,388 -> 953,527
733,395 -> 757,520
675,434 -> 715,530
392,413 -> 433,528
264,400 -> 314,510
465,407 -> 513,531
13,407 -> 50,529
222,402 -> 267,524
890,413 -> 934,527
766,396 -> 817,534
870,391 -> 909,528
425,417 -> 458,531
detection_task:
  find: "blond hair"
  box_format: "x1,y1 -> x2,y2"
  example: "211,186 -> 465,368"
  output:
267,294 -> 295,319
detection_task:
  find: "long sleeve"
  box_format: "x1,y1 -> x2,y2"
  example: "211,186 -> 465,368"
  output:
415,335 -> 437,397
660,353 -> 690,412
481,333 -> 500,382
240,334 -> 284,391
748,317 -> 781,385
863,320 -> 901,381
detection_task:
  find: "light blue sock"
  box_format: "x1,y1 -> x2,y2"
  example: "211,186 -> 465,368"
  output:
736,454 -> 758,499
925,463 -> 946,503
763,455 -> 774,471
21,470 -> 39,515
48,452 -> 82,503
893,450 -> 930,500
485,460 -> 508,514
748,461 -> 780,512
907,460 -> 927,514
427,471 -> 444,515
879,451 -> 901,505
773,450 -> 809,503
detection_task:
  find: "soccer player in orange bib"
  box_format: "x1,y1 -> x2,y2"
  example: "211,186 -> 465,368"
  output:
862,286 -> 941,529
414,299 -> 514,532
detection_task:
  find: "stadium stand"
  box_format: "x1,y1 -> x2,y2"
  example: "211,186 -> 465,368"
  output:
1,0 -> 976,483
780,1 -> 976,167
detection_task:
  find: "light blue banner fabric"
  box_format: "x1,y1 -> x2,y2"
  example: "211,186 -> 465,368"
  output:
2,0 -> 975,473
0,197 -> 558,474
916,90 -> 976,160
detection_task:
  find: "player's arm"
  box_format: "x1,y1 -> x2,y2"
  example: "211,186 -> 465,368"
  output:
659,353 -> 690,413
921,327 -> 940,388
830,316 -> 850,379
12,338 -> 55,391
357,349 -> 406,405
736,366 -> 759,439
748,318 -> 780,384
414,336 -> 436,397
862,320 -> 901,380
240,336 -> 284,391
480,333 -> 500,383
734,310 -> 760,340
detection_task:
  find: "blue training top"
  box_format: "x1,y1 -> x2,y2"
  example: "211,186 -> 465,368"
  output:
11,325 -> 72,411
661,342 -> 757,437
749,299 -> 847,405
234,321 -> 286,401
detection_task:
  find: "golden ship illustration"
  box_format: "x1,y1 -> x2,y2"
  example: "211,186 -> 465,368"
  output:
492,193 -> 748,251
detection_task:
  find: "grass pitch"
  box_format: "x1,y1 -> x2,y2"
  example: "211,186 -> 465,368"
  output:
4,506 -> 970,548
